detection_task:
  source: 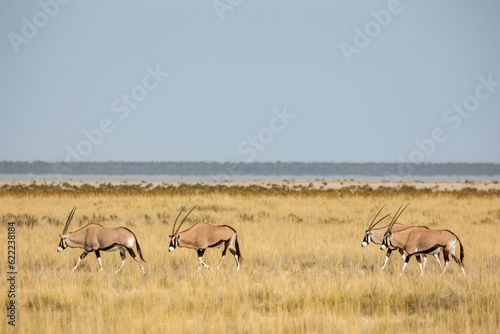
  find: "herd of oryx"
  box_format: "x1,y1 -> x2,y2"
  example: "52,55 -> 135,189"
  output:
362,204 -> 465,276
57,203 -> 465,276
57,205 -> 242,274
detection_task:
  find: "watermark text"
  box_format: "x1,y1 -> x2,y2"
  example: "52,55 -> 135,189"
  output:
6,221 -> 16,326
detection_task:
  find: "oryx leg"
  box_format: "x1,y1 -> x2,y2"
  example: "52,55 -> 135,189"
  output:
126,247 -> 145,274
197,249 -> 209,269
217,242 -> 227,269
398,249 -> 405,261
380,249 -> 393,271
450,254 -> 466,276
415,255 -> 424,276
115,247 -> 127,273
422,255 -> 428,269
400,254 -> 411,276
95,250 -> 103,272
72,251 -> 89,272
440,251 -> 450,275
228,245 -> 240,271
433,254 -> 443,269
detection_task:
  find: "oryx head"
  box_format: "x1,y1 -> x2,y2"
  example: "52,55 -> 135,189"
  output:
380,203 -> 409,250
168,205 -> 197,252
57,206 -> 77,252
361,205 -> 390,247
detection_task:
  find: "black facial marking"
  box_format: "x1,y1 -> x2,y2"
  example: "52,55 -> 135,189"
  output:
169,235 -> 176,249
363,232 -> 370,244
383,233 -> 391,247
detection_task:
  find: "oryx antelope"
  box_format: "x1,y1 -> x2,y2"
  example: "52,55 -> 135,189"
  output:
381,205 -> 465,276
362,205 -> 442,271
57,207 -> 146,273
168,205 -> 242,270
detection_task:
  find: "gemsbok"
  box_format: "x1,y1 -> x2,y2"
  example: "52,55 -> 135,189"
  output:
57,207 -> 146,273
380,205 -> 465,276
168,205 -> 242,270
362,205 -> 442,271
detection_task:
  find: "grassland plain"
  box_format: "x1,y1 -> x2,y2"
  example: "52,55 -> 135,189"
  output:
1,181 -> 499,333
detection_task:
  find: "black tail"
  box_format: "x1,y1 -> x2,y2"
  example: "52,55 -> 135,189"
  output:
458,238 -> 464,265
235,236 -> 243,262
135,238 -> 146,263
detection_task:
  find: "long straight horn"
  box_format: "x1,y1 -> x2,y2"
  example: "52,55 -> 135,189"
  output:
62,206 -> 77,235
171,204 -> 187,235
367,205 -> 387,231
371,213 -> 391,231
386,203 -> 410,233
174,205 -> 197,235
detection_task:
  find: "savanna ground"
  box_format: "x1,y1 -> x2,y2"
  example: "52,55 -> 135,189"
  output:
1,180 -> 499,333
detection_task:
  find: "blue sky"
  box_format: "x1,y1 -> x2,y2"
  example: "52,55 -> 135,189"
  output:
1,1 -> 499,164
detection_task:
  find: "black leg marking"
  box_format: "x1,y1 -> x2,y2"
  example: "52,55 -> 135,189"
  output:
197,249 -> 209,268
387,249 -> 393,258
115,247 -> 128,273
127,248 -> 137,259
217,243 -> 229,269
72,251 -> 90,272
125,247 -> 146,273
443,251 -> 450,263
95,250 -> 103,271
405,254 -> 412,263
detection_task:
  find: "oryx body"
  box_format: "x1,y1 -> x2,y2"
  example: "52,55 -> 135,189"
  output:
381,227 -> 465,276
361,206 -> 442,271
57,207 -> 146,273
168,205 -> 242,270
363,224 -> 442,270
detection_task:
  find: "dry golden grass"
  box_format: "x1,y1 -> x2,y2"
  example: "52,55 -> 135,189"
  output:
1,184 -> 500,333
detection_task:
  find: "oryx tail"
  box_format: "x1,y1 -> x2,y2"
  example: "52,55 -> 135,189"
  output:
453,232 -> 464,265
122,227 -> 146,263
459,238 -> 464,264
234,235 -> 243,262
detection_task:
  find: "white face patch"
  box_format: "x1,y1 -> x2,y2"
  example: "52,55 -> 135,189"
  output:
57,247 -> 63,252
361,241 -> 367,247
380,244 -> 386,250
168,246 -> 174,252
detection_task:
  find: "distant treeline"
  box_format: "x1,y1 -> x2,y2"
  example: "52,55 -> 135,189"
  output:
1,161 -> 500,176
